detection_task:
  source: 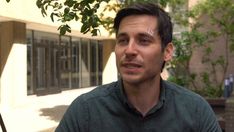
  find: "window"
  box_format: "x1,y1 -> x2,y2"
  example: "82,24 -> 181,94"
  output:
27,30 -> 103,95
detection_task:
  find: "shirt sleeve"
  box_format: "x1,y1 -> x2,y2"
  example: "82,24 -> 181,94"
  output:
55,96 -> 89,132
197,98 -> 222,132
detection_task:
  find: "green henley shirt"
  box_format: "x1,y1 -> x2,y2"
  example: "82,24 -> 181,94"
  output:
55,79 -> 222,132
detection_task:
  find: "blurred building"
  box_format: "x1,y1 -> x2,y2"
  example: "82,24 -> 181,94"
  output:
0,0 -> 117,109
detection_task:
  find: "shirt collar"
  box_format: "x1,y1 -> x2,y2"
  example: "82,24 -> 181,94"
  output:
117,78 -> 166,115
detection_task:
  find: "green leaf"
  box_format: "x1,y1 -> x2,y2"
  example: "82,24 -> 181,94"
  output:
41,7 -> 47,17
63,13 -> 74,21
64,0 -> 76,7
74,15 -> 79,21
64,7 -> 70,14
93,3 -> 100,10
230,42 -> 234,52
50,13 -> 55,22
86,0 -> 95,4
58,24 -> 71,35
73,3 -> 79,9
81,24 -> 90,34
205,47 -> 212,55
91,29 -> 98,36
159,0 -> 168,7
84,8 -> 93,16
36,0 -> 42,8
216,56 -> 225,65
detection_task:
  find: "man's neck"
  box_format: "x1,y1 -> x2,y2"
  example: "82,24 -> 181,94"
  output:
123,77 -> 161,116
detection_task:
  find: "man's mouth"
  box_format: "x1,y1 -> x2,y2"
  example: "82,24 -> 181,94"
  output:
122,62 -> 142,69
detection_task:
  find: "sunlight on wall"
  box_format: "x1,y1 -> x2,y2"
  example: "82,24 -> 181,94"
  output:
102,52 -> 118,84
1,43 -> 27,109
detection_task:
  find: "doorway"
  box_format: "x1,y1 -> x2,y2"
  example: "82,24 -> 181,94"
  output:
33,39 -> 61,95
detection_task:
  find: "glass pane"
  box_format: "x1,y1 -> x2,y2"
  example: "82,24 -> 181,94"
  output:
60,36 -> 72,88
33,30 -> 61,94
35,47 -> 46,90
98,41 -> 103,85
34,31 -> 59,45
49,47 -> 59,88
90,40 -> 97,86
71,37 -> 81,88
81,39 -> 90,87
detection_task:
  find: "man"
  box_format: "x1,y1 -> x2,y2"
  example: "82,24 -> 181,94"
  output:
56,3 -> 222,132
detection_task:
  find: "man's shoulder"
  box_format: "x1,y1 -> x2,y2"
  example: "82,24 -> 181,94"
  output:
163,80 -> 221,132
163,80 -> 205,102
163,80 -> 213,114
77,81 -> 119,102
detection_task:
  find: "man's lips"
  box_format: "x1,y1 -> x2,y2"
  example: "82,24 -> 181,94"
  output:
121,62 -> 142,69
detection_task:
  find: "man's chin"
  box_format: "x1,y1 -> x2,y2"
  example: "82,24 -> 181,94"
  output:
121,75 -> 141,84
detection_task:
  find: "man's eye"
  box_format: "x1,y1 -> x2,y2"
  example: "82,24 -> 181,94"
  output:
117,39 -> 128,45
139,38 -> 151,45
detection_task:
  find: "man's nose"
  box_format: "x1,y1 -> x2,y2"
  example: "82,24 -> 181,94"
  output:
125,40 -> 138,57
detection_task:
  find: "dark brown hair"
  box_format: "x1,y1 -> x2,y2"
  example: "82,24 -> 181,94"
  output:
113,3 -> 173,50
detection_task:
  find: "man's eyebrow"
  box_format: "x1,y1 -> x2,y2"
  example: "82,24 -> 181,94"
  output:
116,32 -> 157,39
116,32 -> 128,38
138,32 -> 155,39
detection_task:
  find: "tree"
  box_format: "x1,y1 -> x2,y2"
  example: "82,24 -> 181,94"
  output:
168,0 -> 234,97
5,0 -> 187,35
34,0 -> 187,35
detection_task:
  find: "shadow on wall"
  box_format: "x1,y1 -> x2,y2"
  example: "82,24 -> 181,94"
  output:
39,105 -> 68,122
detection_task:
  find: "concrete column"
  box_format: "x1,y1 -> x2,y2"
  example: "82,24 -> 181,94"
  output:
101,39 -> 117,84
0,21 -> 26,109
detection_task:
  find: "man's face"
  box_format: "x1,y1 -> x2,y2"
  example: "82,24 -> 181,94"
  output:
115,15 -> 172,85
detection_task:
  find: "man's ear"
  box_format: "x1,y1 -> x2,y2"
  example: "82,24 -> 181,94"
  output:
164,43 -> 174,61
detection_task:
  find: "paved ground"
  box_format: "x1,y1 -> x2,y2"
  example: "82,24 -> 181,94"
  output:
1,87 -> 94,132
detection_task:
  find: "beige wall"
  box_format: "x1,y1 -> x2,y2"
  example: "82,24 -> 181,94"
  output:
0,21 -> 27,109
188,0 -> 234,88
101,39 -> 118,84
0,0 -> 114,38
0,0 -> 75,34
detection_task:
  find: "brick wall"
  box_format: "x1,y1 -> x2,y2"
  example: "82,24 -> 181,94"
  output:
225,94 -> 234,132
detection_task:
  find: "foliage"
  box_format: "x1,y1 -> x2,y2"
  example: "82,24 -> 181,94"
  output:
168,29 -> 205,89
35,0 -> 187,35
168,0 -> 234,98
4,0 -> 187,35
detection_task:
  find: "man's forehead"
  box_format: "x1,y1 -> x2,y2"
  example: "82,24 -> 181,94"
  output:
146,27 -> 156,36
118,15 -> 158,32
117,27 -> 157,37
